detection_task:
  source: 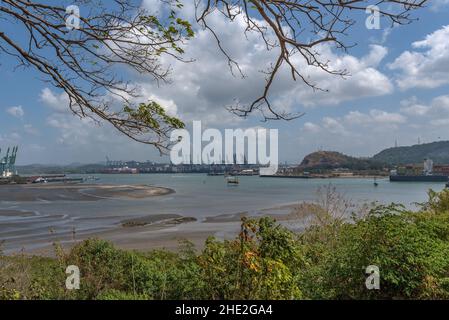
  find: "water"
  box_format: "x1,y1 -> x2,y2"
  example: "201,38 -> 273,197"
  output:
0,173 -> 445,252
79,173 -> 445,213
2,173 -> 445,219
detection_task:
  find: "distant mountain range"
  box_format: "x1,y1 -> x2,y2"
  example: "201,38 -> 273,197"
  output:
299,140 -> 449,170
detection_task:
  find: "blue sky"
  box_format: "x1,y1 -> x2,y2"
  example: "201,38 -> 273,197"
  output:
1,0 -> 449,165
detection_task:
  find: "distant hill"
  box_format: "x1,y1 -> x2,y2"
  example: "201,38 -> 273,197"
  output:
298,141 -> 449,171
372,141 -> 449,165
298,151 -> 381,170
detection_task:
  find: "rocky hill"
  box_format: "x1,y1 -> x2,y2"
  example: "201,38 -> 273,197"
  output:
298,151 -> 381,170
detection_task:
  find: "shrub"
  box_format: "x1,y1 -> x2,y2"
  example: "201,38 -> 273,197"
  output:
198,217 -> 303,299
299,198 -> 449,299
2,189 -> 449,300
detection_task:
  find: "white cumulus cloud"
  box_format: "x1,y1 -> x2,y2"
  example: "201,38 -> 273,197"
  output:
389,25 -> 449,90
6,106 -> 24,118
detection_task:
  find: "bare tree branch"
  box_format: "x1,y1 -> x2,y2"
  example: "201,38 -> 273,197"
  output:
0,0 -> 193,153
0,0 -> 428,149
196,0 -> 428,121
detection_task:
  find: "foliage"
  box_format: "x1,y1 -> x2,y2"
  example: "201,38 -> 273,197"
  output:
55,238 -> 204,300
418,189 -> 449,213
198,217 -> 303,299
299,198 -> 449,299
0,0 -> 192,150
372,141 -> 449,165
298,151 -> 385,172
1,0 -> 427,137
2,189 -> 449,300
0,254 -> 65,300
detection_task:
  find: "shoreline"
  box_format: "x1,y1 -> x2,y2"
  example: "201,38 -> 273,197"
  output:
0,176 -> 437,256
1,201 -> 312,257
0,183 -> 175,202
260,174 -> 389,179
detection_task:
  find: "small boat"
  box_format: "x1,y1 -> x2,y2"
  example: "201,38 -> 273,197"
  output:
207,172 -> 225,176
32,177 -> 48,184
84,176 -> 100,181
226,176 -> 239,185
373,177 -> 379,187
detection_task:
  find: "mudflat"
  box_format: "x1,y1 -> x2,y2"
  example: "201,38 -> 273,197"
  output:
0,184 -> 174,202
0,183 -> 321,256
0,209 -> 35,217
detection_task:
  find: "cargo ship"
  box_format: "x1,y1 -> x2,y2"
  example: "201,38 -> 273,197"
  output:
390,175 -> 448,182
390,159 -> 449,182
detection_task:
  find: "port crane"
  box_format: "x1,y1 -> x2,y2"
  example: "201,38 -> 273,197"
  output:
0,146 -> 19,177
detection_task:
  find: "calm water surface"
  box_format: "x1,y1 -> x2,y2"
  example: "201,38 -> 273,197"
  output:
0,174 -> 445,251
2,173 -> 446,218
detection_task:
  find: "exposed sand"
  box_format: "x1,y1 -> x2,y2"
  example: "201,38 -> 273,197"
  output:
0,209 -> 35,217
0,183 -> 318,256
121,214 -> 197,227
2,203 -> 318,257
79,185 -> 174,199
99,202 -> 316,252
0,184 -> 174,202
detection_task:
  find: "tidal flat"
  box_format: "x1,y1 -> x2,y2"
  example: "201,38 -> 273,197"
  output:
0,183 -> 312,256
0,173 -> 444,256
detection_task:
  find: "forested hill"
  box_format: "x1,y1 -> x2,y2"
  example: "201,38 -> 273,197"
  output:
298,141 -> 449,170
372,141 -> 449,165
298,151 -> 382,170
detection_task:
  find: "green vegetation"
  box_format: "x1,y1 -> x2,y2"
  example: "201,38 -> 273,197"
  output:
298,151 -> 384,172
373,141 -> 449,165
2,190 -> 449,300
295,140 -> 449,174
